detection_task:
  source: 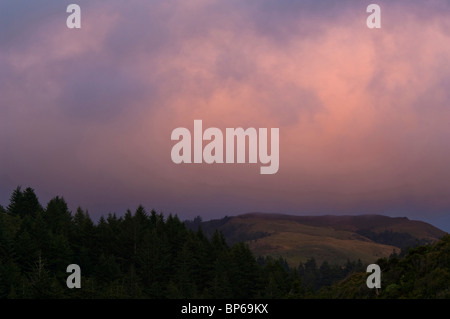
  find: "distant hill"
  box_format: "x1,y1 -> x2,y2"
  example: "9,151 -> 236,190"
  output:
185,213 -> 447,266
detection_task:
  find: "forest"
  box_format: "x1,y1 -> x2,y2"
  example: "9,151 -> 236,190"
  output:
320,234 -> 450,298
0,186 -> 448,299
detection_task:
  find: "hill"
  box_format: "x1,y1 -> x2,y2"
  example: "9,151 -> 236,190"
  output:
186,213 -> 446,266
319,234 -> 450,298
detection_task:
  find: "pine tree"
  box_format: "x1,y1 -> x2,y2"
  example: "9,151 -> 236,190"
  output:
228,242 -> 261,298
7,186 -> 42,218
303,257 -> 318,291
27,252 -> 54,298
71,207 -> 96,276
210,267 -> 233,298
14,218 -> 39,274
44,196 -> 73,236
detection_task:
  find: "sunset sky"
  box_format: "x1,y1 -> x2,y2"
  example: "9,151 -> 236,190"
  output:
1,0 -> 450,231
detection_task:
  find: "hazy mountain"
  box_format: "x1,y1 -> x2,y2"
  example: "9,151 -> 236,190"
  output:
185,213 -> 447,266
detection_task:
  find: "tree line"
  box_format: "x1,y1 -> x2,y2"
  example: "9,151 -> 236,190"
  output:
0,186 -> 379,298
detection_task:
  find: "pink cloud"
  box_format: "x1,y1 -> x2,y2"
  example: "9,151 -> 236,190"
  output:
1,0 -> 450,220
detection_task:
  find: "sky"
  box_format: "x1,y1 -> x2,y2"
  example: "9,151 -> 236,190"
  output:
1,0 -> 450,232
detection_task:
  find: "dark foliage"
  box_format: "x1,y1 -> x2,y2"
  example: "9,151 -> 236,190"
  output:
0,187 -> 303,298
2,187 -> 447,299
319,234 -> 450,298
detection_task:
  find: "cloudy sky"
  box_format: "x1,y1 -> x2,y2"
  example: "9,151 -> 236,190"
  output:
1,0 -> 450,231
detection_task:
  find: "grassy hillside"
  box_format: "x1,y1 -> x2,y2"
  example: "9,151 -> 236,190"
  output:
188,213 -> 446,266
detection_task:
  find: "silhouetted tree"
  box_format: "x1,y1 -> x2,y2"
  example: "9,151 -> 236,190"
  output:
7,187 -> 42,218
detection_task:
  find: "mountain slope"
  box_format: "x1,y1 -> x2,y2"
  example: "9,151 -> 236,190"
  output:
319,234 -> 450,298
187,213 -> 446,266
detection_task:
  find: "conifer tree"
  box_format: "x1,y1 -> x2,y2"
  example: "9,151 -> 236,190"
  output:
7,186 -> 42,218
